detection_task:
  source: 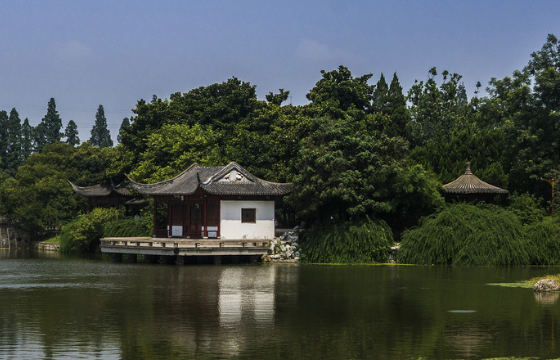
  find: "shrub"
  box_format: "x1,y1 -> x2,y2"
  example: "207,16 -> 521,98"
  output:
60,208 -> 118,254
507,192 -> 547,225
104,217 -> 152,238
299,217 -> 393,263
525,217 -> 560,265
399,203 -> 532,266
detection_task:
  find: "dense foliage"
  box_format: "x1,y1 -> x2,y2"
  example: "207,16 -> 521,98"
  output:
103,217 -> 152,238
60,208 -> 118,254
399,203 -> 532,266
299,217 -> 393,263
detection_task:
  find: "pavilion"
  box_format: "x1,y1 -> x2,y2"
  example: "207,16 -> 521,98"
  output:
442,162 -> 509,202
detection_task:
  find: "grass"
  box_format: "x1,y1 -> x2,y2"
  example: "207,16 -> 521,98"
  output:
41,236 -> 61,244
488,273 -> 560,289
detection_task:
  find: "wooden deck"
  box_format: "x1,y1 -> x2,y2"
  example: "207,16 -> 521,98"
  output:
100,237 -> 271,257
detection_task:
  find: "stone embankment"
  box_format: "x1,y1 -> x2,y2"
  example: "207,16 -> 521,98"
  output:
263,229 -> 302,262
0,218 -> 30,249
37,242 -> 61,251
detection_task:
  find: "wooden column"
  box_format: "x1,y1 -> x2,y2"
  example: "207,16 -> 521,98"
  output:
153,198 -> 158,237
204,196 -> 208,238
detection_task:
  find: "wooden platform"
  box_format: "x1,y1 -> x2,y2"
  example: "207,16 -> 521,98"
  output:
100,237 -> 270,257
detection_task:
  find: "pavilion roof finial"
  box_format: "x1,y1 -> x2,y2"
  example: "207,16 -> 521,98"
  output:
465,162 -> 472,175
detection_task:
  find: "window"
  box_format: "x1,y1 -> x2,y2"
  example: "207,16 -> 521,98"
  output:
241,208 -> 256,223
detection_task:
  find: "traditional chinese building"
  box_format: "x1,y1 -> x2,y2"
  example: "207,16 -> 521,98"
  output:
98,162 -> 291,264
128,162 -> 292,240
68,180 -> 146,216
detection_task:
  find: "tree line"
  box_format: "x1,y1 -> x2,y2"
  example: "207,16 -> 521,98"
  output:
0,99 -> 120,177
0,34 -> 559,242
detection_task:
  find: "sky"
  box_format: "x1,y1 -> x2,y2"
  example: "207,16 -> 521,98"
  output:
1,0 -> 559,143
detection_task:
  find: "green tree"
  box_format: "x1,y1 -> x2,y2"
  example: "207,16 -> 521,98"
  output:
64,120 -> 80,146
20,118 -> 33,161
265,89 -> 290,106
90,105 -> 113,148
117,117 -> 130,144
289,115 -> 442,225
4,108 -> 22,175
306,65 -> 373,118
35,98 -> 63,151
0,111 -> 8,165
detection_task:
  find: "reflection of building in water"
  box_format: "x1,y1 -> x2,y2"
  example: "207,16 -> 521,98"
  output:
445,325 -> 492,358
217,266 -> 276,356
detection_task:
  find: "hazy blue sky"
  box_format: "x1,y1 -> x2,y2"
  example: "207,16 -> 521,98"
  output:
1,0 -> 559,142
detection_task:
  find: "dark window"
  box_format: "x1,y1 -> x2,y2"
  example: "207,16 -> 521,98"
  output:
241,208 -> 256,223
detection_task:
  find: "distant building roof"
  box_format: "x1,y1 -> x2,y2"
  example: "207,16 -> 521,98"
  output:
443,163 -> 509,194
128,162 -> 292,197
67,180 -> 133,197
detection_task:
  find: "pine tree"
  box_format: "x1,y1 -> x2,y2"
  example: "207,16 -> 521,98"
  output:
90,105 -> 113,148
117,117 -> 130,144
21,118 -> 33,161
4,108 -> 22,175
386,72 -> 410,138
65,120 -> 80,146
372,73 -> 389,114
0,111 -> 8,156
39,98 -> 63,150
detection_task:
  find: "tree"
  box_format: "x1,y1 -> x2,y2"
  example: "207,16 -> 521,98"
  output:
289,115 -> 442,225
65,120 -> 80,146
90,105 -> 113,148
266,89 -> 290,106
306,65 -> 373,118
0,111 -> 8,160
4,108 -> 22,175
117,117 -> 130,144
36,98 -> 63,152
20,118 -> 33,161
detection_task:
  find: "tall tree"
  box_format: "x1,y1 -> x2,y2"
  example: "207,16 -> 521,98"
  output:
117,117 -> 130,144
0,111 -> 8,158
36,98 -> 63,152
371,73 -> 389,114
21,118 -> 33,161
386,72 -> 410,138
90,105 -> 113,148
65,120 -> 80,146
4,108 -> 22,175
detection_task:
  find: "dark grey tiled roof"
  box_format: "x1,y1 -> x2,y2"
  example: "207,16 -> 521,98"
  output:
68,180 -> 133,197
128,162 -> 292,196
443,163 -> 509,194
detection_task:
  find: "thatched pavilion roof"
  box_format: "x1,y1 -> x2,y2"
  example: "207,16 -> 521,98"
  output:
443,163 -> 509,194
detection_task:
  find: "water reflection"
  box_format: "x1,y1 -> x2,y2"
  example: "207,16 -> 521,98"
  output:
534,291 -> 560,305
2,252 -> 560,359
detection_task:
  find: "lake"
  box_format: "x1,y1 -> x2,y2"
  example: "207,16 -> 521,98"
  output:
1,249 -> 559,359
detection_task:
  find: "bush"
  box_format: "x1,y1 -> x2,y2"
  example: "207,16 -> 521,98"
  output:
399,203 -> 532,266
525,217 -> 560,265
60,208 -> 118,254
299,217 -> 393,263
104,216 -> 152,238
507,192 -> 546,225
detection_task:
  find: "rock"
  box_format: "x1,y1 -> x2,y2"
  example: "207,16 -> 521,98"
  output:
534,279 -> 560,292
270,254 -> 282,260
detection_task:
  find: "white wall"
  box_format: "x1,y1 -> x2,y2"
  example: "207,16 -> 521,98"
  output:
220,200 -> 275,239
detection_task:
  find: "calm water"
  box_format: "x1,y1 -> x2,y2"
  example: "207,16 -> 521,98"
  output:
1,250 -> 560,359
